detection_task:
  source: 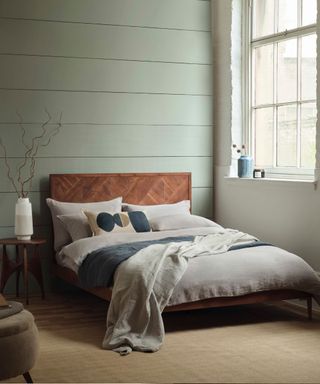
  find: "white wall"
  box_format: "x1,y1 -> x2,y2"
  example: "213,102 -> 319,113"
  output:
212,0 -> 320,272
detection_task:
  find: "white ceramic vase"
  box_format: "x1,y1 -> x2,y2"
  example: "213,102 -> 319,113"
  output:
14,197 -> 33,240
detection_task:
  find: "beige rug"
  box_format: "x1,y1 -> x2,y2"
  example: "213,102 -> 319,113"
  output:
2,293 -> 320,383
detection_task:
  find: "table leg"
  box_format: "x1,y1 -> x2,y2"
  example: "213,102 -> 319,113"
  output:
16,245 -> 20,297
23,245 -> 29,305
0,245 -> 18,293
31,245 -> 45,300
1,245 -> 23,294
23,371 -> 33,383
0,245 -> 7,293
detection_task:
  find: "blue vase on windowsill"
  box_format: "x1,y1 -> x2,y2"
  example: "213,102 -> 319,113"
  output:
238,155 -> 253,178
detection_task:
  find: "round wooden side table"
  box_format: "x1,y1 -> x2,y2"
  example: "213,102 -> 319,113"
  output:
0,238 -> 46,305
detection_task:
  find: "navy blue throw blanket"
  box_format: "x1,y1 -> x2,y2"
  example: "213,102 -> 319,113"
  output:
78,236 -> 194,288
78,237 -> 271,289
229,241 -> 271,251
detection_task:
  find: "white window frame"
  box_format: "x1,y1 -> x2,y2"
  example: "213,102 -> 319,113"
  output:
243,0 -> 317,180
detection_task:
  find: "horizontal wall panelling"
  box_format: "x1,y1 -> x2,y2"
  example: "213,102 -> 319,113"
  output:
0,157 -> 213,193
0,55 -> 212,95
0,124 -> 213,157
0,20 -> 212,64
192,187 -> 213,218
0,0 -> 211,32
0,91 -> 213,125
0,0 -> 213,293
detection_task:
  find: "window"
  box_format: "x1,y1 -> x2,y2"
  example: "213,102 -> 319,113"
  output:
245,0 -> 317,179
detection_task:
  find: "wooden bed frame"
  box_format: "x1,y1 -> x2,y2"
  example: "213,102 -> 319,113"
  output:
49,172 -> 313,318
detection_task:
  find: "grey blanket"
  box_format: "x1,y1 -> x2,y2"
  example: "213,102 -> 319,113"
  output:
102,231 -> 259,354
78,236 -> 194,288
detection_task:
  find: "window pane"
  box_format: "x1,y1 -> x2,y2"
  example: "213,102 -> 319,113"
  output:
254,44 -> 274,106
255,108 -> 274,167
250,0 -> 317,175
301,34 -> 316,101
277,105 -> 297,167
278,39 -> 297,103
301,102 -> 316,168
278,0 -> 298,32
302,0 -> 317,26
252,0 -> 275,38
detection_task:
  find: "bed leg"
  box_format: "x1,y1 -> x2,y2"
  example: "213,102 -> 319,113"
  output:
307,296 -> 313,321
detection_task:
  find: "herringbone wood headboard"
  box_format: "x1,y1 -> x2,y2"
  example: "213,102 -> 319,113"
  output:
50,173 -> 191,205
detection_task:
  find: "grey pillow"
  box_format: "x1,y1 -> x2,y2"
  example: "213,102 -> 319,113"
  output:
122,200 -> 190,220
57,213 -> 92,242
46,197 -> 122,251
150,214 -> 222,231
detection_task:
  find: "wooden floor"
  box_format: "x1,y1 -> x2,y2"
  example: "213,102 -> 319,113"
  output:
2,292 -> 320,383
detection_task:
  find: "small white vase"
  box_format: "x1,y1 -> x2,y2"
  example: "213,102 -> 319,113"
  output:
14,197 -> 33,240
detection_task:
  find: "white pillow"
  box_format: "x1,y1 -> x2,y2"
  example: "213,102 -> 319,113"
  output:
57,213 -> 91,242
150,214 -> 222,231
46,197 -> 122,251
122,200 -> 190,220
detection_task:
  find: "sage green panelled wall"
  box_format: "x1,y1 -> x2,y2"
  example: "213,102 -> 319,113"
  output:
0,0 -> 213,292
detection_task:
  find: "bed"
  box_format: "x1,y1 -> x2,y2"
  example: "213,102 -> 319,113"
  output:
48,172 -> 317,320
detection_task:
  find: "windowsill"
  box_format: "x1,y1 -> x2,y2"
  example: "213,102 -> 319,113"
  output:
224,176 -> 316,185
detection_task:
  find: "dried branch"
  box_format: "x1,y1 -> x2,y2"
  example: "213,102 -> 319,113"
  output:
17,110 -> 53,197
0,138 -> 20,196
0,111 -> 63,197
26,112 -> 63,194
20,111 -> 63,197
21,157 -> 36,197
17,110 -> 52,191
17,111 -> 28,150
40,111 -> 63,148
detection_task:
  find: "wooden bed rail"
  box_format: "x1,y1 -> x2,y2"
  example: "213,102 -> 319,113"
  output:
53,264 -> 313,319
